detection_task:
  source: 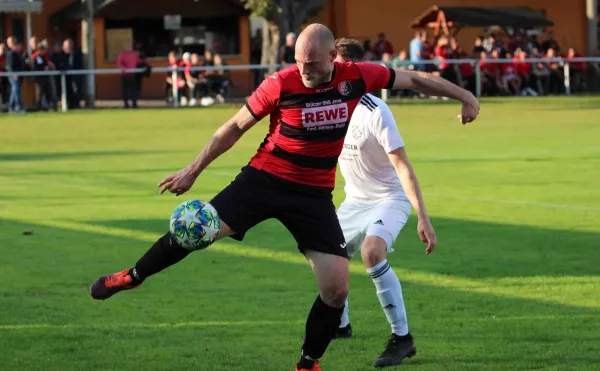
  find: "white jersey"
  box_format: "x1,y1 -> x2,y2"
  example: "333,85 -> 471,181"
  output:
338,94 -> 408,204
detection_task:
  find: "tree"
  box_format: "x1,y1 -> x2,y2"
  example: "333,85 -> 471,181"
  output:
243,0 -> 326,75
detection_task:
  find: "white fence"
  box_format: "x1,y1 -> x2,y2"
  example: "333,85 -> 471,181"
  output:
2,57 -> 600,112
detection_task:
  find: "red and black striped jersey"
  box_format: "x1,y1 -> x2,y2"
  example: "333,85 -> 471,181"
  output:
245,61 -> 395,191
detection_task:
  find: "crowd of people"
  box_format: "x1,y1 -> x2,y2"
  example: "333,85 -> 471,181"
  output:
3,28 -> 600,112
364,31 -> 600,97
0,36 -> 84,113
162,49 -> 231,107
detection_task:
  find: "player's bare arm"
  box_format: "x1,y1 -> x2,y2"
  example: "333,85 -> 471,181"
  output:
158,106 -> 258,195
392,70 -> 480,124
387,147 -> 437,255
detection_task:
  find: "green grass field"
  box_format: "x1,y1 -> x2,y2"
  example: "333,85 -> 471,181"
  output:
1,97 -> 599,371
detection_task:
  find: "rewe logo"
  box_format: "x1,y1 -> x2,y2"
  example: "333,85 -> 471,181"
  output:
302,102 -> 349,128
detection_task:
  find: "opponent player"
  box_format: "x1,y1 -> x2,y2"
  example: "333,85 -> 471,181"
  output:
331,38 -> 435,368
89,24 -> 479,371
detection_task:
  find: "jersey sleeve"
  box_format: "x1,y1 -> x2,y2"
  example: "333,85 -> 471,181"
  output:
245,74 -> 281,121
356,62 -> 396,93
371,104 -> 404,153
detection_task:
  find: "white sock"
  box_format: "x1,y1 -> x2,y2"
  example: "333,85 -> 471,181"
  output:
366,259 -> 409,336
339,297 -> 350,328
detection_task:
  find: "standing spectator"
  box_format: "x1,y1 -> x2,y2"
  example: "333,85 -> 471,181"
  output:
6,36 -> 26,113
526,35 -> 541,55
135,47 -> 151,99
56,39 -> 84,109
472,37 -> 485,56
541,31 -> 560,54
373,33 -> 393,59
250,28 -> 262,88
49,42 -> 63,105
0,43 -> 7,109
362,40 -> 376,61
409,31 -> 425,71
116,43 -> 141,108
279,32 -> 296,69
31,44 -> 56,110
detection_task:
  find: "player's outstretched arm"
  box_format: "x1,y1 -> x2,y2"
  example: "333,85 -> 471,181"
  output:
392,70 -> 480,124
158,106 -> 258,195
388,147 -> 437,255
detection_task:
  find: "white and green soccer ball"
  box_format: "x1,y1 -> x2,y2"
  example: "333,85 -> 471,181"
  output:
169,200 -> 221,250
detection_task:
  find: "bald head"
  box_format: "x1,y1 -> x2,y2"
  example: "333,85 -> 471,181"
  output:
295,23 -> 337,88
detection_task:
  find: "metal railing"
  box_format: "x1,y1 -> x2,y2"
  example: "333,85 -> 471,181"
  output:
2,57 -> 600,112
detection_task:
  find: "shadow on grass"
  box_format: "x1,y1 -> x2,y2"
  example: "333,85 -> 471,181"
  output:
0,150 -> 180,163
1,218 -> 599,371
89,215 -> 600,280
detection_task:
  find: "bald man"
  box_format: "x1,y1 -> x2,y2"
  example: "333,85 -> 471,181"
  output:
90,24 -> 479,371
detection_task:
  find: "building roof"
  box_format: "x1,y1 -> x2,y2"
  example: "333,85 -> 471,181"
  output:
50,0 -> 248,26
411,6 -> 554,29
0,0 -> 42,13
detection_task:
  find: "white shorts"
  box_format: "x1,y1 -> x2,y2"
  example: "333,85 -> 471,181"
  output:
337,200 -> 411,258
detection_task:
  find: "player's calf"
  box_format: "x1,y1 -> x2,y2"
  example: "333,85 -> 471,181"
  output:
298,251 -> 348,370
90,200 -> 234,300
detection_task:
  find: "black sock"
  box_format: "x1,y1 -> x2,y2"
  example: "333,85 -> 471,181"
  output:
298,295 -> 344,369
133,232 -> 191,280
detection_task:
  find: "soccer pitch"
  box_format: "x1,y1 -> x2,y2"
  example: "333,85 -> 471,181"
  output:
1,97 -> 599,371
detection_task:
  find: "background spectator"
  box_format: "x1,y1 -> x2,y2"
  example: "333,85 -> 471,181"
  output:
6,36 -> 26,113
374,33 -> 393,59
116,43 -> 141,108
279,32 -> 296,69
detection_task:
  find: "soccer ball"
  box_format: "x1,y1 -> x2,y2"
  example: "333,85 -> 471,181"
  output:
169,200 -> 221,250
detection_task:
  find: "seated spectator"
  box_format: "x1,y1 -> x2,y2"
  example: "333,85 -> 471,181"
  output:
184,53 -> 208,106
206,54 -> 230,103
500,52 -> 521,95
588,49 -> 600,92
545,48 -> 563,94
479,51 -> 499,96
179,52 -> 192,105
514,50 -> 537,96
457,51 -> 475,93
392,51 -> 410,69
566,48 -> 585,93
531,47 -> 550,95
391,51 -> 412,97
165,51 -> 184,104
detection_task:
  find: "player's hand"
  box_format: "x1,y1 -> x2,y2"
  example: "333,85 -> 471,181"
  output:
158,167 -> 198,196
458,96 -> 480,124
417,217 -> 437,255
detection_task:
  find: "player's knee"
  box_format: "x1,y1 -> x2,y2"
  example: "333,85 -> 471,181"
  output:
361,236 -> 388,268
322,283 -> 348,308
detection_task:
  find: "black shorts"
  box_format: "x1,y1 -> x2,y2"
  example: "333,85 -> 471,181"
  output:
210,166 -> 348,258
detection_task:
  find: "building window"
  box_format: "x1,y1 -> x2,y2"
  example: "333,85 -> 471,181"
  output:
104,16 -> 240,60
